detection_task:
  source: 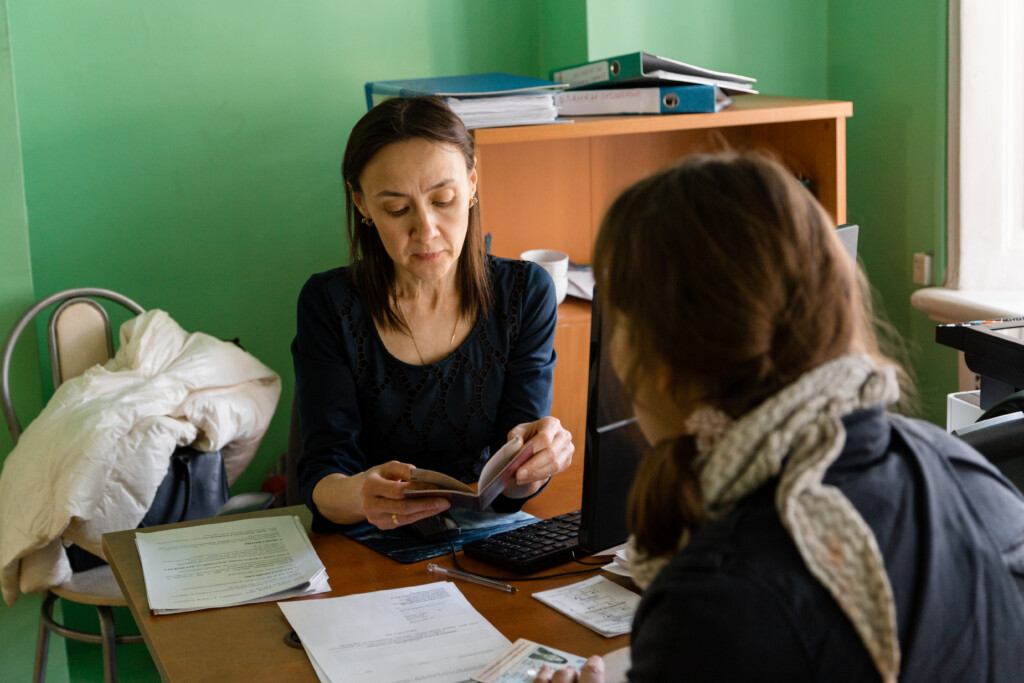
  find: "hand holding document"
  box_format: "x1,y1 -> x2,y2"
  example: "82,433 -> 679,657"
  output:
532,576 -> 639,638
135,515 -> 329,614
473,638 -> 588,683
406,438 -> 534,511
279,581 -> 511,683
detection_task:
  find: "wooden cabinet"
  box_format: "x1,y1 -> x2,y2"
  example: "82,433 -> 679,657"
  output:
474,96 -> 853,462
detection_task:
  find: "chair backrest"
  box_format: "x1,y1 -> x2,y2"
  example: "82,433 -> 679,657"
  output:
1,288 -> 144,445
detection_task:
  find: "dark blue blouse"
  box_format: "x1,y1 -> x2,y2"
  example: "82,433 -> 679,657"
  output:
291,256 -> 557,529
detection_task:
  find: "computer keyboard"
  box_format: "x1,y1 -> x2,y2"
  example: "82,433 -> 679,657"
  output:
462,510 -> 581,574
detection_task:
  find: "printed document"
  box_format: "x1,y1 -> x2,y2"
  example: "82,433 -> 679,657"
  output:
136,515 -> 328,614
278,581 -> 511,683
532,576 -> 639,637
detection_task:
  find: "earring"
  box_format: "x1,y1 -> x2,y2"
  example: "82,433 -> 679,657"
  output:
361,216 -> 374,226
469,196 -> 478,209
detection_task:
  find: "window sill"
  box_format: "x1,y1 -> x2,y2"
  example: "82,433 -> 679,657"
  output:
910,287 -> 1024,324
911,287 -> 1024,392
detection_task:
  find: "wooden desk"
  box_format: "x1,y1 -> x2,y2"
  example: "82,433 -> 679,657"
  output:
102,470 -> 627,682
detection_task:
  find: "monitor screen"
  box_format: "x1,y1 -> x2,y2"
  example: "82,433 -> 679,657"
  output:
578,291 -> 646,555
836,223 -> 859,261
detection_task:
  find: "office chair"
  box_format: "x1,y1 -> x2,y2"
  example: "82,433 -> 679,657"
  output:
1,288 -> 273,682
1,288 -> 146,683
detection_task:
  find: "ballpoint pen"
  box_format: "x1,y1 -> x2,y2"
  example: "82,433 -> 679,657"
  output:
427,563 -> 517,593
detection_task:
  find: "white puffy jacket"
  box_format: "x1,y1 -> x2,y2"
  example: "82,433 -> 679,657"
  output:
0,310 -> 281,604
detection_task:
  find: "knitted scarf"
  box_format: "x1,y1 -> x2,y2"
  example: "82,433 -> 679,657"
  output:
627,354 -> 901,683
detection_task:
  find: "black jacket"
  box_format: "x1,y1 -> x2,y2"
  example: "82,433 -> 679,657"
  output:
629,408 -> 1024,682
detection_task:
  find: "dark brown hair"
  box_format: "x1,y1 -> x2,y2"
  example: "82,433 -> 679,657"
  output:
592,152 -> 896,556
341,96 -> 491,330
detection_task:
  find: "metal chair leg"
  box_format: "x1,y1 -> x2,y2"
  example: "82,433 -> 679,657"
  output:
33,591 -> 57,682
96,605 -> 118,683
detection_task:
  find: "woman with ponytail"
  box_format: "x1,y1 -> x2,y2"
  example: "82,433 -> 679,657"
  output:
534,153 -> 1024,683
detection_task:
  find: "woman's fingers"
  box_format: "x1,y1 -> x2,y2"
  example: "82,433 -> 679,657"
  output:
360,461 -> 450,528
511,417 -> 575,484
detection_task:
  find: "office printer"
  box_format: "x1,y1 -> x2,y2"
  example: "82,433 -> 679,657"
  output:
937,317 -> 1024,463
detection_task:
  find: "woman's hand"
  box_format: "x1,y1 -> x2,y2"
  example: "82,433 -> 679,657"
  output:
532,655 -> 605,683
357,461 -> 451,529
311,462 -> 450,527
504,416 -> 574,498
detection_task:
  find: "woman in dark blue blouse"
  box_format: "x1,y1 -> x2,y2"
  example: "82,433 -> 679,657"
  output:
292,97 -> 574,530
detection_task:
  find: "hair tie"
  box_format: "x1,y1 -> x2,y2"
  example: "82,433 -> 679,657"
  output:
683,405 -> 733,455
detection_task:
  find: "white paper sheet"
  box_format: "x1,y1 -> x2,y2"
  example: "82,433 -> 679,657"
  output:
279,581 -> 511,683
532,576 -> 639,637
136,515 -> 328,613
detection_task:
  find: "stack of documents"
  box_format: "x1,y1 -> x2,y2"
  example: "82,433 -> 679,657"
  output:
532,576 -> 639,638
279,581 -> 510,683
364,72 -> 567,129
549,51 -> 757,116
601,547 -> 633,578
136,515 -> 329,614
445,94 -> 559,129
566,263 -> 595,301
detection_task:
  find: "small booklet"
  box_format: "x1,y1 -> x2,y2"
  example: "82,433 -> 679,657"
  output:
405,438 -> 534,511
532,576 -> 639,638
473,638 -> 588,683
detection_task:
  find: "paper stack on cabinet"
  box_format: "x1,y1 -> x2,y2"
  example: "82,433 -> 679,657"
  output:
136,515 -> 329,614
364,72 -> 568,129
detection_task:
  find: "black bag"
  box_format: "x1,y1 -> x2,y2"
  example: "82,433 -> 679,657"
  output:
66,445 -> 230,571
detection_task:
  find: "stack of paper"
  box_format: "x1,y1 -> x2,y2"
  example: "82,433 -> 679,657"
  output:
532,576 -> 639,638
601,547 -> 633,578
445,94 -> 560,129
279,582 -> 510,683
136,515 -> 329,614
566,263 -> 595,301
364,72 -> 568,129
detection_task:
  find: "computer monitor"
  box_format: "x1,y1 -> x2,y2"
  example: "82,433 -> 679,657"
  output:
577,290 -> 646,555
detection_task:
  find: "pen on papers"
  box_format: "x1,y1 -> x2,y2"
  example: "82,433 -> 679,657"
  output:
427,563 -> 517,593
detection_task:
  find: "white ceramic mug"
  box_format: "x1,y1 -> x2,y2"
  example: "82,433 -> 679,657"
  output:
520,249 -> 569,304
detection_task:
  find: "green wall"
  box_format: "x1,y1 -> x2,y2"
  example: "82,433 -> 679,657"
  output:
828,0 -> 954,420
0,0 -> 38,460
584,0 -> 829,97
1,4 -> 57,681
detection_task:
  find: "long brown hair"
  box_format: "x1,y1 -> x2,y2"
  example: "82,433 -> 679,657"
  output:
341,96 -> 491,330
593,152 -> 896,557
